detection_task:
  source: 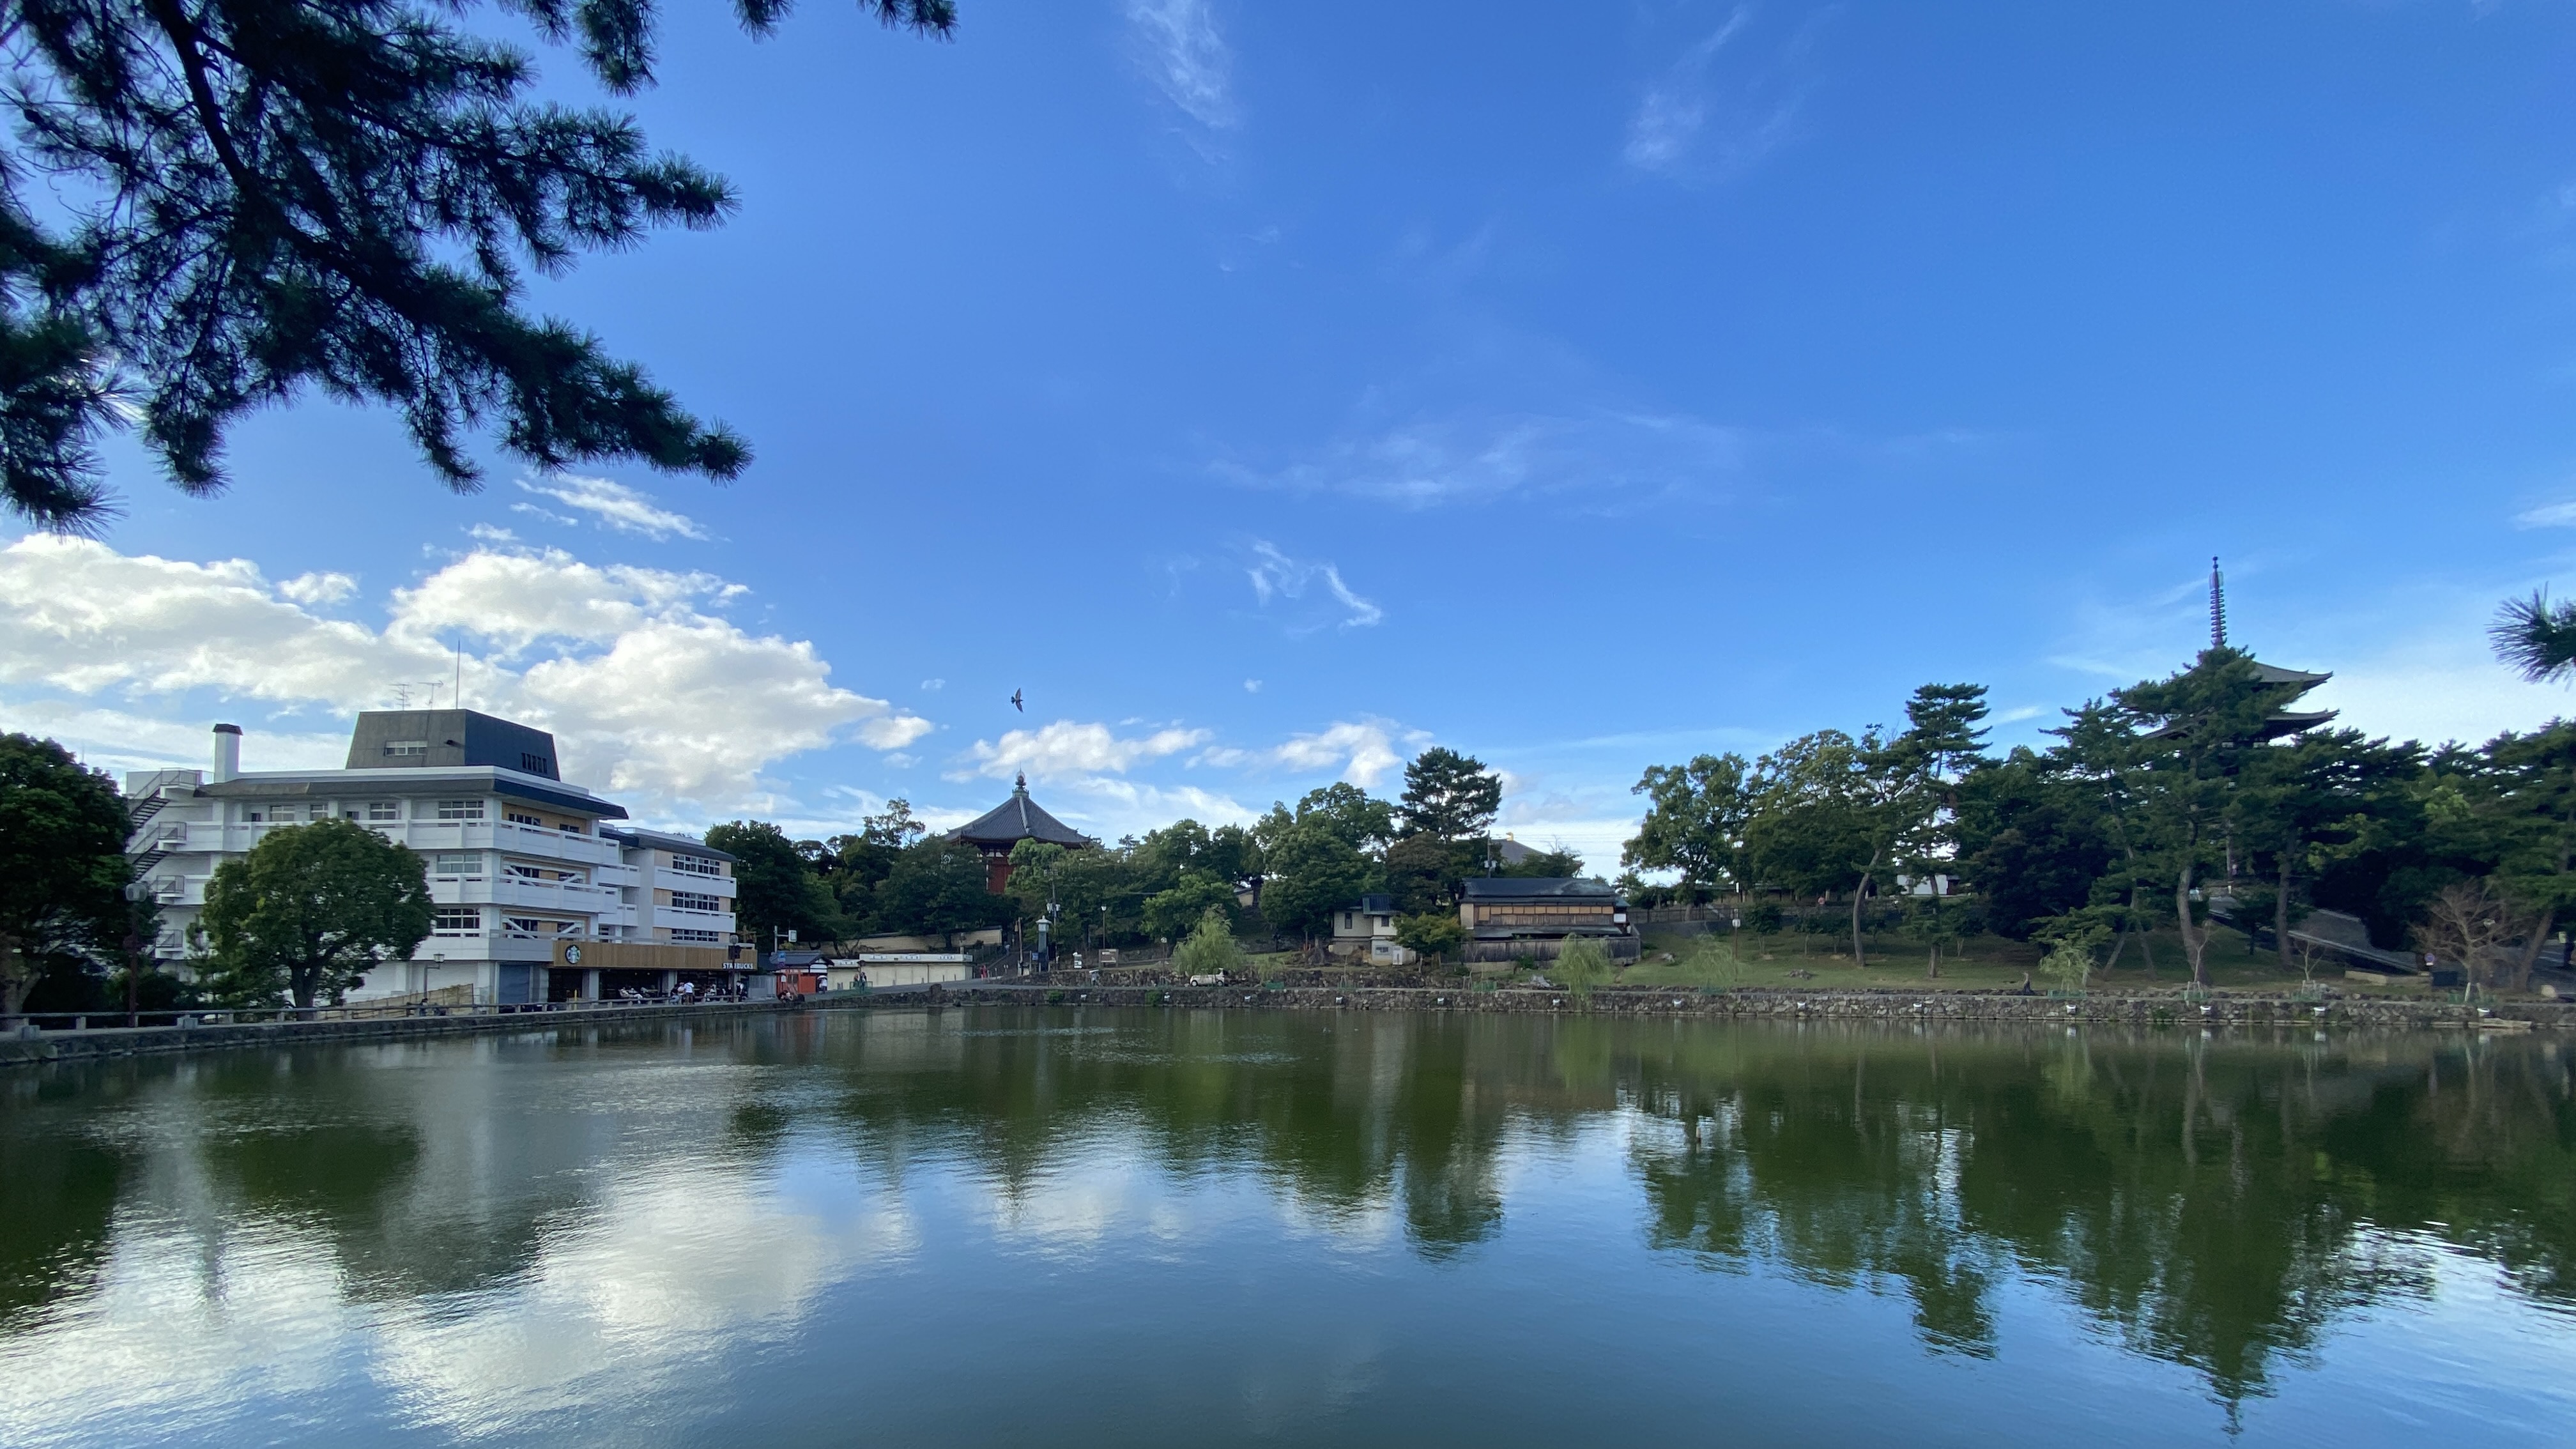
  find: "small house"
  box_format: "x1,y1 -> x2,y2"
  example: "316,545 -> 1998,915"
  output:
1457,877 -> 1639,965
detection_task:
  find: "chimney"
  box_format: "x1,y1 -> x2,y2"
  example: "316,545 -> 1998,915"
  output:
211,723 -> 241,783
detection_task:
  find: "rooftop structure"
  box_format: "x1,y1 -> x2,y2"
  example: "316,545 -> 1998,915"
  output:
946,774 -> 1094,891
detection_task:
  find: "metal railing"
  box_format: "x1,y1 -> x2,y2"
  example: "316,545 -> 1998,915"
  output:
3,993 -> 770,1035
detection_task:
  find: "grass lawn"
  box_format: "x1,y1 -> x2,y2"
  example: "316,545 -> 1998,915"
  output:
1620,924 -> 2480,997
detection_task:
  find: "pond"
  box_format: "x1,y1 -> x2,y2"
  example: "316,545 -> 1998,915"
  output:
1,1008 -> 2570,1446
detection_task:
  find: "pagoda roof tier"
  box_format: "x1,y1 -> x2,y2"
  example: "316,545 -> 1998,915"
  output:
948,776 -> 1093,848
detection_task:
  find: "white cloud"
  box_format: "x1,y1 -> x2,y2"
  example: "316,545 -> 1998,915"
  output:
277,571 -> 358,606
1244,541 -> 1383,629
1126,0 -> 1236,135
467,523 -> 518,544
921,677 -> 946,691
0,535 -> 929,815
1197,718 -> 1425,788
960,719 -> 1212,782
515,473 -> 709,542
1243,678 -> 1262,693
2513,500 -> 2576,529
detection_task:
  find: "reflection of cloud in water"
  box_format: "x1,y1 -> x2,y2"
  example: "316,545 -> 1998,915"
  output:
0,1163 -> 919,1446
0,1224 -> 348,1448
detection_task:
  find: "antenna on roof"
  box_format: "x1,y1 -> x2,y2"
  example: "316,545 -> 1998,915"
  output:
2209,556 -> 2228,651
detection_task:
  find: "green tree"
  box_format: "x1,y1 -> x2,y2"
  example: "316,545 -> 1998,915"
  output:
1262,816 -> 1377,942
818,797 -> 926,928
1552,937 -> 1612,1001
2110,649 -> 2287,988
2465,723 -> 2576,991
1622,753 -> 1755,898
1142,870 -> 1238,941
2491,590 -> 2576,684
1292,783 -> 1397,853
0,0 -> 956,531
876,837 -> 1005,948
1742,728 -> 1924,966
706,819 -> 838,945
197,818 -> 431,1007
1172,906 -> 1243,977
1394,910 -> 1465,962
0,733 -> 135,1013
1399,746 -> 1503,841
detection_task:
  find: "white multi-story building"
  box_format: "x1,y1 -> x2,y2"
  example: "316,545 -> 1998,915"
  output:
125,713 -> 743,1005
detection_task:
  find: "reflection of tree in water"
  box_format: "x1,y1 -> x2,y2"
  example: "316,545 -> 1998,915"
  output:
0,1074 -> 136,1324
809,1011 -> 1618,1258
1625,1026 -> 2572,1411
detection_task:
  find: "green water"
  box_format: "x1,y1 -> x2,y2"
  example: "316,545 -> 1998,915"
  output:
1,1008 -> 2569,1446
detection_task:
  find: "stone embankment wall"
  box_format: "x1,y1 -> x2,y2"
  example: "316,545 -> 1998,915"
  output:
852,984 -> 2575,1032
0,999 -> 783,1068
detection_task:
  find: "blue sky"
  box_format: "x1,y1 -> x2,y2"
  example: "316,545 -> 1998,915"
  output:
11,0 -> 2576,866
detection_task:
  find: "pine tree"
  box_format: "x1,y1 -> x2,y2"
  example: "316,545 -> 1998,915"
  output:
0,0 -> 955,530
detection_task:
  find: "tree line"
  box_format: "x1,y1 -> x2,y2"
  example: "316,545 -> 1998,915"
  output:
1618,646 -> 2576,990
712,747 -> 1580,958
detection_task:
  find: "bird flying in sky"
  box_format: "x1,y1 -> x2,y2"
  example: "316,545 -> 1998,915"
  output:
1011,689 -> 1023,712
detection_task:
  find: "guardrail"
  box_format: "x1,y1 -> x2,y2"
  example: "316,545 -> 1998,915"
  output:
1,993 -> 760,1034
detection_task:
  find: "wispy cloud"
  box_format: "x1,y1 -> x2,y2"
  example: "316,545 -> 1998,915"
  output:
515,474 -> 708,542
1244,540 -> 1382,629
1225,409 -> 1747,510
1126,0 -> 1235,152
1624,5 -> 1828,182
2515,500 -> 2576,529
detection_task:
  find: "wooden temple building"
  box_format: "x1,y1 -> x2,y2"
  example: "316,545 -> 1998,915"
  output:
947,773 -> 1094,892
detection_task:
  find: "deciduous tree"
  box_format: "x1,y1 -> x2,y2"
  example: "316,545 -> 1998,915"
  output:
197,818 -> 431,1007
0,733 -> 135,1013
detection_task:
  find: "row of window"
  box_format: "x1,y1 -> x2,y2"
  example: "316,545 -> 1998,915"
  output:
431,907 -> 727,947
666,853 -> 723,877
668,891 -> 724,914
240,799 -> 489,824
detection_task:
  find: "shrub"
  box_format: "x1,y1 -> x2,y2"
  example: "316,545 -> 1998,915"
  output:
1554,939 -> 1613,1002
1173,905 -> 1245,978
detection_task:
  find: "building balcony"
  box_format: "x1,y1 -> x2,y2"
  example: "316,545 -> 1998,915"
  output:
438,877 -> 620,912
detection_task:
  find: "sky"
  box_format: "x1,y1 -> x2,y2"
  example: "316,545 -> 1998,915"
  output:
11,0 -> 2576,868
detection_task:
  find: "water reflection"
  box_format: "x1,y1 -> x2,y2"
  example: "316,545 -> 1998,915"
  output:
0,1011 -> 2568,1444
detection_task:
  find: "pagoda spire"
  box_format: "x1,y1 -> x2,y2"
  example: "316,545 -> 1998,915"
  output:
2209,556 -> 2228,651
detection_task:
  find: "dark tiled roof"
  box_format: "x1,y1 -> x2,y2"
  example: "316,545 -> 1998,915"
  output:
1461,877 -> 1617,900
947,778 -> 1094,848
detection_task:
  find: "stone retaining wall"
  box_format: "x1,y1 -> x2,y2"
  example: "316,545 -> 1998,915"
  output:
841,985 -> 2574,1032
0,999 -> 786,1068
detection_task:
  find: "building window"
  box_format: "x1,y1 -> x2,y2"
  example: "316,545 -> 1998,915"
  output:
367,801 -> 400,822
506,810 -> 540,827
433,907 -> 482,935
438,799 -> 486,820
670,891 -> 723,914
557,820 -> 583,834
519,753 -> 551,776
432,853 -> 479,877
668,928 -> 720,944
243,808 -> 264,823
383,740 -> 427,759
669,854 -> 722,877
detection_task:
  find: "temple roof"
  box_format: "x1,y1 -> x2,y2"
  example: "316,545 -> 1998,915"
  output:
947,774 -> 1093,848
